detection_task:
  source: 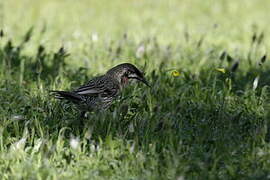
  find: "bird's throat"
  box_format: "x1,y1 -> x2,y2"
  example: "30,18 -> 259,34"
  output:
121,76 -> 129,85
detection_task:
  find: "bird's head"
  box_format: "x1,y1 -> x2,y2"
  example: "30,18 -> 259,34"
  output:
106,63 -> 150,87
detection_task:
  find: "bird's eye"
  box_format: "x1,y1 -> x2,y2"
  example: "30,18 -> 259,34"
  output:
124,71 -> 129,77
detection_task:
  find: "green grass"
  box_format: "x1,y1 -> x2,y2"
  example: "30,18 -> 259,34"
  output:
1,0 -> 270,179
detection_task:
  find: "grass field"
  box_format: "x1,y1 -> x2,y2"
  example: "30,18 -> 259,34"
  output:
1,0 -> 270,179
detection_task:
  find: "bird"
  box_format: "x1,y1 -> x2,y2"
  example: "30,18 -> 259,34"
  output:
51,63 -> 150,117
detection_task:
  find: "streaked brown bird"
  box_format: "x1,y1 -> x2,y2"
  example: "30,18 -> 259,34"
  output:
51,63 -> 149,116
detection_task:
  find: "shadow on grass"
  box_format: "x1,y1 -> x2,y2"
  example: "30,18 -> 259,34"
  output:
1,29 -> 270,179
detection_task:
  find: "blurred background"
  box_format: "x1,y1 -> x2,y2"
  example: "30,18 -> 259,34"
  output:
2,0 -> 270,69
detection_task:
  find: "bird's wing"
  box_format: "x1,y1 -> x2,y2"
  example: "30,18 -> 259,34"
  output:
73,76 -> 119,97
74,76 -> 106,95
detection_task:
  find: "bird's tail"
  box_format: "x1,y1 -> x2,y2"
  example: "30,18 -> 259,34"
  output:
50,90 -> 83,104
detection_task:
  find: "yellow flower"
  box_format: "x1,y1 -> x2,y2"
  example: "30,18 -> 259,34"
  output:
171,70 -> 180,77
216,68 -> 226,73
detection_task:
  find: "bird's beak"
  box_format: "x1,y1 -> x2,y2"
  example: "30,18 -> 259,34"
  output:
128,75 -> 151,87
138,77 -> 151,87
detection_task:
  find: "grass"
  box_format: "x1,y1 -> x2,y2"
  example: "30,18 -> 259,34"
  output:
1,0 -> 270,179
